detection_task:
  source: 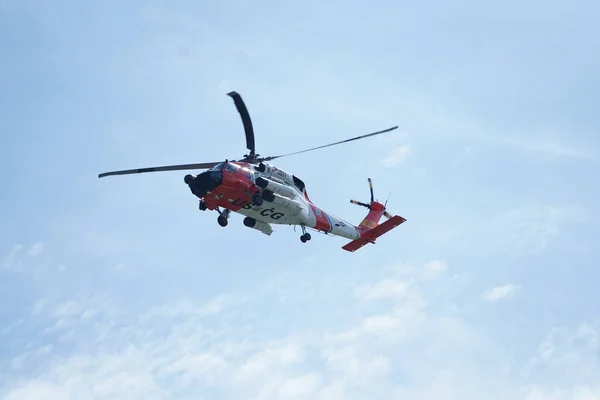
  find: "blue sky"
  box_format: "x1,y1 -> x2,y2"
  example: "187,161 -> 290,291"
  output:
1,0 -> 599,398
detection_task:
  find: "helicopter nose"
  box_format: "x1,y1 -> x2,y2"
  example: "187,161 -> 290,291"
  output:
184,174 -> 195,185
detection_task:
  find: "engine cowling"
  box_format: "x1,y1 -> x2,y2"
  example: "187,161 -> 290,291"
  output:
255,176 -> 297,199
256,164 -> 295,185
267,192 -> 303,213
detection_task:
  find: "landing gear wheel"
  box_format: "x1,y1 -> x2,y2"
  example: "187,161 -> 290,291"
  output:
217,215 -> 228,227
299,225 -> 311,243
252,194 -> 264,206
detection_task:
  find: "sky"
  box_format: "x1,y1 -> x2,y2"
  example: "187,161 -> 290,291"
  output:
1,0 -> 599,399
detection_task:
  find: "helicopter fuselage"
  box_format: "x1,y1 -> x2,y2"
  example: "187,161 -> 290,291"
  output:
188,160 -> 361,239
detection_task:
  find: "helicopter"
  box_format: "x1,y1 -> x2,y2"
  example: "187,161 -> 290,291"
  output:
98,91 -> 406,252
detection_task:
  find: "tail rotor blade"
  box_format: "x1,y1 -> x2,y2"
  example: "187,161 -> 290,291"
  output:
384,211 -> 392,219
368,178 -> 374,203
350,199 -> 371,208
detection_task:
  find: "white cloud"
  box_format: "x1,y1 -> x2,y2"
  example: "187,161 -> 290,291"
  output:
317,380 -> 347,400
0,318 -> 23,335
4,382 -> 69,400
278,373 -> 321,399
2,242 -> 46,273
383,260 -> 449,280
362,315 -> 400,333
28,242 -> 44,258
320,347 -> 391,391
373,131 -> 410,145
3,257 -> 599,400
529,322 -> 600,381
2,244 -> 23,270
2,274 -> 599,400
235,342 -> 305,382
198,294 -> 235,316
160,353 -> 229,385
0,276 -> 418,399
379,145 -> 410,167
524,386 -> 600,400
483,284 -> 518,302
423,260 -> 448,279
142,294 -> 236,320
355,279 -> 408,301
502,206 -> 586,254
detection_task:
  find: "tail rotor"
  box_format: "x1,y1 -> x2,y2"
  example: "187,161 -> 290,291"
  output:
350,178 -> 393,220
343,178 -> 406,252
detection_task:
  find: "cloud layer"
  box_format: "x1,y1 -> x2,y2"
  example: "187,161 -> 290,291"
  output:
2,255 -> 599,400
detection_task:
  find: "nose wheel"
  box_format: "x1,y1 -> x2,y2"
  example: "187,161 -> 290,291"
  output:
300,225 -> 311,243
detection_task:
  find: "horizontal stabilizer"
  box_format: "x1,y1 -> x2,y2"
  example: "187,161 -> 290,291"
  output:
342,215 -> 406,252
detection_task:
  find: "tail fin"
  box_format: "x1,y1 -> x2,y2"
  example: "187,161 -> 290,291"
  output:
357,200 -> 386,231
345,178 -> 406,252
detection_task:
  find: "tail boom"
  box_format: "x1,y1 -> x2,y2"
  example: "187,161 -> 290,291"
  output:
357,201 -> 386,232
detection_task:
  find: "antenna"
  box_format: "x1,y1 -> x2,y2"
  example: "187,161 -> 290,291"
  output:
384,191 -> 391,207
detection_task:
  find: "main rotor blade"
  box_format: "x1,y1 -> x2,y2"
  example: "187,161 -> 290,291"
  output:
263,126 -> 398,161
227,91 -> 255,153
98,162 -> 221,178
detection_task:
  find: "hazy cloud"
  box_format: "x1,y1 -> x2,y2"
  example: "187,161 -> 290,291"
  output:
28,242 -> 44,258
355,279 -> 408,301
423,259 -> 448,279
483,284 -> 518,302
379,145 -> 410,167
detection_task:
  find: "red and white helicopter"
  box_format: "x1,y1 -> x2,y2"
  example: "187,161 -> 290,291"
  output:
99,91 -> 406,252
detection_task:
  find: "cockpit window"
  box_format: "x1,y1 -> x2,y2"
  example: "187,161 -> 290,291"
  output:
211,162 -> 225,171
223,163 -> 237,173
189,168 -> 223,198
209,169 -> 222,183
